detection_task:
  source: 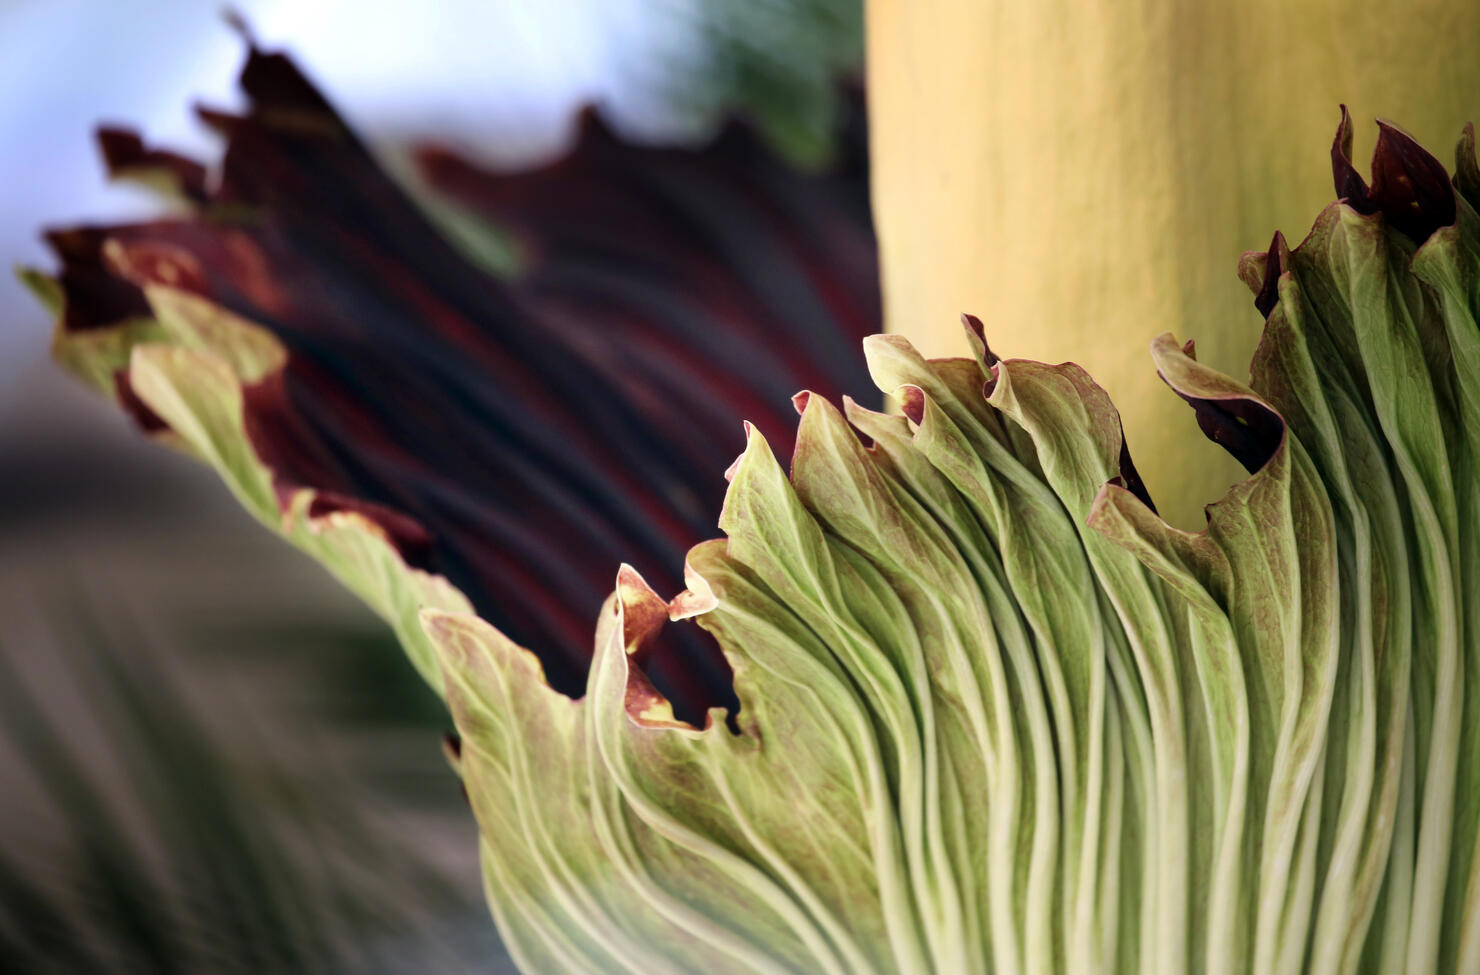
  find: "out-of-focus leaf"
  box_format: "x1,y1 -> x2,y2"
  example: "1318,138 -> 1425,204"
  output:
647,0 -> 865,164
0,595 -> 505,974
31,41 -> 880,723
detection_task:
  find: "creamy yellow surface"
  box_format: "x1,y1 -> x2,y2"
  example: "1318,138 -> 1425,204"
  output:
868,0 -> 1480,524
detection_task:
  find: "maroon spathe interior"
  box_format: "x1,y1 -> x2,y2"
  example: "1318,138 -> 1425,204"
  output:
45,44 -> 882,725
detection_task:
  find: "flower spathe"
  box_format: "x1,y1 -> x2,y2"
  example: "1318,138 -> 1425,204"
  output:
31,38 -> 1480,975
427,121 -> 1480,972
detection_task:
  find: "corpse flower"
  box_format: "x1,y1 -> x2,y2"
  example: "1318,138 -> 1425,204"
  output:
29,35 -> 1480,975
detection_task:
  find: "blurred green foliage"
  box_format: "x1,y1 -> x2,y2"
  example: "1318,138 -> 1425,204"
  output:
0,594 -> 508,973
655,0 -> 864,164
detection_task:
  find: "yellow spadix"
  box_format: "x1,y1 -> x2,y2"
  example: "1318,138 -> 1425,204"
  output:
867,0 -> 1480,523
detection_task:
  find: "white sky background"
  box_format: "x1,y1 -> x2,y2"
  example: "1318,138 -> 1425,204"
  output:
0,0 -> 709,398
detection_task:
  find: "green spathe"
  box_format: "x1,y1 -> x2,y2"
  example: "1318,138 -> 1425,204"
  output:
38,126 -> 1480,972
427,191 -> 1480,972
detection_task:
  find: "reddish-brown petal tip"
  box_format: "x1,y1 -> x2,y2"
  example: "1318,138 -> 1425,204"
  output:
1253,231 -> 1289,319
1331,107 -> 1456,243
898,384 -> 926,425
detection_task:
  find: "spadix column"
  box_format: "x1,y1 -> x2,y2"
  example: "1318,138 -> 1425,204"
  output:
866,0 -> 1480,525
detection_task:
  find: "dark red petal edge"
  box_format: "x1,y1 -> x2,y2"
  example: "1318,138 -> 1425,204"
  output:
42,43 -> 881,726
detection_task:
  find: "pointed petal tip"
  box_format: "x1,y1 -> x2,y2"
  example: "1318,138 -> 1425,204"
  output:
1248,230 -> 1290,318
94,127 -> 209,201
222,6 -> 259,48
960,311 -> 998,365
614,564 -> 670,653
1332,104 -> 1370,208
669,558 -> 717,621
1370,118 -> 1455,241
897,384 -> 926,425
95,127 -> 142,169
615,561 -> 647,589
1330,108 -> 1455,242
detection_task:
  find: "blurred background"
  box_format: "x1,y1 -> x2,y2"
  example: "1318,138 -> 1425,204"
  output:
0,1 -> 862,970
